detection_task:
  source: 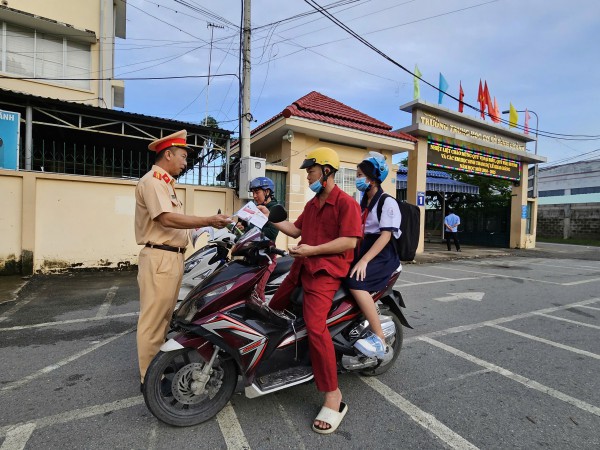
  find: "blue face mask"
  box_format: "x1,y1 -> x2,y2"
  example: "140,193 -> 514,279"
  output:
309,177 -> 323,193
355,177 -> 370,192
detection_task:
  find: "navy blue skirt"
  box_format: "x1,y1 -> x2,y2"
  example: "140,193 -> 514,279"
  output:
344,234 -> 400,292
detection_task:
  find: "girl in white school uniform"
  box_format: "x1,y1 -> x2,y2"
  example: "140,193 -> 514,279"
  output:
345,152 -> 401,360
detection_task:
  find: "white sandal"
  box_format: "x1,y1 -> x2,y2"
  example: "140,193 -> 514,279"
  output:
312,402 -> 348,435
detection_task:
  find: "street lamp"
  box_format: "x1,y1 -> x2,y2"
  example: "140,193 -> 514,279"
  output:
501,109 -> 539,198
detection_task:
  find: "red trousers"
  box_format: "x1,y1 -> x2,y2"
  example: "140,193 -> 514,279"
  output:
269,268 -> 340,393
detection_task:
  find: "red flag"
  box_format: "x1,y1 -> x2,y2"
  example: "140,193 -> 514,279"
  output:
484,81 -> 494,121
477,80 -> 485,118
458,81 -> 465,113
524,109 -> 531,134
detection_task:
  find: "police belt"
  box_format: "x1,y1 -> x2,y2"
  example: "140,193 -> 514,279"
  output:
145,243 -> 186,254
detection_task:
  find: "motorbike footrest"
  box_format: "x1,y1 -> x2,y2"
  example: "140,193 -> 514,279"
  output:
256,366 -> 313,391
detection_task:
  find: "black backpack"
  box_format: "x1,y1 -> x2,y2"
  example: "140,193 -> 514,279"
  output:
376,193 -> 421,261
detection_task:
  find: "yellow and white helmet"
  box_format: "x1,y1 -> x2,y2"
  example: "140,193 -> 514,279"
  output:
300,147 -> 340,171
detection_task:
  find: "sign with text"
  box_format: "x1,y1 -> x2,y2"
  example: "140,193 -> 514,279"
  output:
417,191 -> 425,206
0,109 -> 20,170
428,140 -> 520,181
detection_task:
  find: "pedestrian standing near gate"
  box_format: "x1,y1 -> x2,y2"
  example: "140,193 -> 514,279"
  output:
134,129 -> 232,390
444,208 -> 461,252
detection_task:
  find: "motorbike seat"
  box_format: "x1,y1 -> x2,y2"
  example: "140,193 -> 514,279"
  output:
268,255 -> 294,282
289,284 -> 350,310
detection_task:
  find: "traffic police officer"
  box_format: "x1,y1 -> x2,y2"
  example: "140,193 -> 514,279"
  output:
135,129 -> 231,388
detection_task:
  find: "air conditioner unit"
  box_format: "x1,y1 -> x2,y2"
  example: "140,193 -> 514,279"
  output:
238,156 -> 266,199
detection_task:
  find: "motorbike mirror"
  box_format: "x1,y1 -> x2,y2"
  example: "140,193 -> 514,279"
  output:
268,204 -> 288,223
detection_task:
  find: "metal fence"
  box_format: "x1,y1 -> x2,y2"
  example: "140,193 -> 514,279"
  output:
24,138 -> 231,186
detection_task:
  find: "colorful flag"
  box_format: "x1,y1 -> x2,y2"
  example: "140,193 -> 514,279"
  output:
458,81 -> 465,113
484,81 -> 494,120
524,109 -> 531,134
491,97 -> 501,123
438,73 -> 449,104
508,102 -> 519,128
413,65 -> 422,100
477,80 -> 485,119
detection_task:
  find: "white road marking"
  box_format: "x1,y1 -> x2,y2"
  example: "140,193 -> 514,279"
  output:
436,264 -> 600,286
402,271 -> 453,280
0,396 -> 144,438
561,277 -> 600,286
432,265 -> 563,285
396,276 -> 493,287
95,285 -> 119,318
528,260 -> 600,271
579,305 -> 600,311
147,422 -> 159,450
0,295 -> 36,323
0,423 -> 36,450
404,297 -> 600,344
0,326 -> 135,393
273,396 -> 305,450
534,312 -> 600,330
360,376 -> 479,450
0,312 -> 138,332
434,292 -> 485,302
216,402 -> 251,450
420,337 -> 600,418
489,324 -> 600,360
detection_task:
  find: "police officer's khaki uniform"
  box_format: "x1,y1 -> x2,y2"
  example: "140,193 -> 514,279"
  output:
135,164 -> 188,382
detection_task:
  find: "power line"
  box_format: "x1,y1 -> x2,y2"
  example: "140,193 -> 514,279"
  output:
302,0 -> 600,141
0,73 -> 238,81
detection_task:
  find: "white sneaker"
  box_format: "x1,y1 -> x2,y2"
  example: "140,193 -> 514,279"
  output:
355,333 -> 387,358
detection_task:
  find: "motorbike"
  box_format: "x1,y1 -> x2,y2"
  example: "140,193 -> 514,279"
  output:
143,205 -> 411,427
178,226 -> 239,301
179,222 -> 293,303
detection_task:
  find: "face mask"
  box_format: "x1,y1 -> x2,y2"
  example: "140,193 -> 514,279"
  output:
309,177 -> 323,194
355,177 -> 370,192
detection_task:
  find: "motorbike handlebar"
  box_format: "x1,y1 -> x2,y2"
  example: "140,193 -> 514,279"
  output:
270,247 -> 288,257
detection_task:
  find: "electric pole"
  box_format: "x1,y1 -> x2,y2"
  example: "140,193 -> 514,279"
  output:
241,0 -> 251,158
205,23 -> 224,126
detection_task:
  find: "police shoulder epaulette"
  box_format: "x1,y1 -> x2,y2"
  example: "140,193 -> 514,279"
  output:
153,171 -> 171,184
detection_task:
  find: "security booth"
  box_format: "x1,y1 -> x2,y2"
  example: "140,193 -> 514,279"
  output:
398,100 -> 547,252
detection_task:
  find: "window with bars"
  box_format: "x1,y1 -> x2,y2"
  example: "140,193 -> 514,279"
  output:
335,167 -> 359,201
2,22 -> 91,90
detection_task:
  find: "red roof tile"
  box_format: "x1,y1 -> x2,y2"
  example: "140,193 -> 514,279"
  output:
252,91 -> 416,142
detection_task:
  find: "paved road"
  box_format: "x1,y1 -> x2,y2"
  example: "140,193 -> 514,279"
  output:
1,246 -> 599,449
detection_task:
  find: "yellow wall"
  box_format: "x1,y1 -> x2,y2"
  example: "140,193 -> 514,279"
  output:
0,169 -> 234,274
0,0 -> 119,108
8,1 -> 101,31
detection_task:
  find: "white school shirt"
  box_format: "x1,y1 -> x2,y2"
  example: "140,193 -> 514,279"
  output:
364,195 -> 401,239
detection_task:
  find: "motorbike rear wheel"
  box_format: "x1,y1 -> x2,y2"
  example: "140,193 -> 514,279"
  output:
143,348 -> 237,427
360,310 -> 403,377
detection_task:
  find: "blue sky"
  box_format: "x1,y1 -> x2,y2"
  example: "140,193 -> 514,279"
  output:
116,0 -> 600,167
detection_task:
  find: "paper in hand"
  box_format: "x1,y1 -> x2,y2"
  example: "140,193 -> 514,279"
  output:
235,202 -> 268,229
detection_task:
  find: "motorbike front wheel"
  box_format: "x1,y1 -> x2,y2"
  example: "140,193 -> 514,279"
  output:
143,348 -> 237,427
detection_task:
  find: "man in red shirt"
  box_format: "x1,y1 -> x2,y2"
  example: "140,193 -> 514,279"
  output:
261,147 -> 362,434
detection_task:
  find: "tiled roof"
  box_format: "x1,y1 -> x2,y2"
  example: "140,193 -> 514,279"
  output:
252,91 -> 416,142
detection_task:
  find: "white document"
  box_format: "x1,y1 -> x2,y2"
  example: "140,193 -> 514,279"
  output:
235,202 -> 268,229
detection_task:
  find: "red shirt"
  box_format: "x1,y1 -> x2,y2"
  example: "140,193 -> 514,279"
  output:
290,185 -> 362,280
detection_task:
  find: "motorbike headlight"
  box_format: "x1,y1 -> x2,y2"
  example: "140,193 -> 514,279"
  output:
192,269 -> 213,281
178,281 -> 235,322
202,282 -> 235,301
